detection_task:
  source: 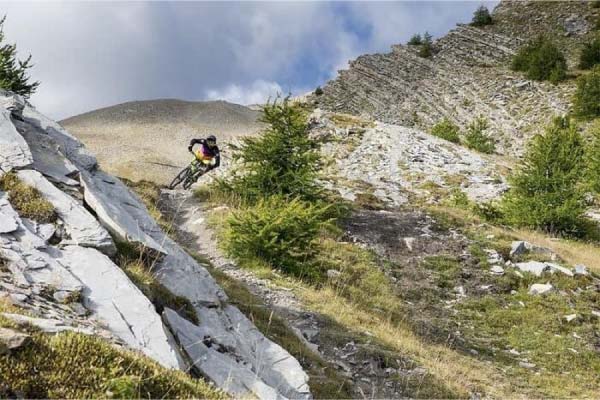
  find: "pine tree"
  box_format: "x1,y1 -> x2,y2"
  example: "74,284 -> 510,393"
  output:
464,116 -> 495,153
501,117 -> 588,236
217,97 -> 321,204
471,5 -> 493,27
511,36 -> 567,83
418,32 -> 434,58
0,16 -> 39,97
407,34 -> 422,46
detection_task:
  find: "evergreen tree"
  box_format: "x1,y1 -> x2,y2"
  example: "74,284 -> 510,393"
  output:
217,97 -> 320,204
464,116 -> 495,153
0,16 -> 39,97
418,32 -> 434,58
501,117 -> 588,236
407,33 -> 422,46
471,5 -> 493,27
511,36 -> 567,83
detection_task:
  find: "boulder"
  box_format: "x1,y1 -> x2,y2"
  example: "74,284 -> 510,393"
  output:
58,246 -> 183,370
0,108 -> 32,171
514,261 -> 574,277
514,261 -> 549,277
509,240 -> 554,260
0,199 -> 83,292
485,249 -> 503,265
163,308 -> 284,400
574,264 -> 588,276
79,170 -> 167,255
528,283 -> 553,295
0,193 -> 19,233
17,170 -> 115,255
0,327 -> 30,354
20,101 -> 97,171
490,265 -> 504,275
509,241 -> 528,258
16,120 -> 80,186
223,305 -> 311,398
544,262 -> 574,277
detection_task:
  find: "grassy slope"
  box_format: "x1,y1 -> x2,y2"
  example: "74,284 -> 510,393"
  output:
205,194 -> 600,398
0,300 -> 224,399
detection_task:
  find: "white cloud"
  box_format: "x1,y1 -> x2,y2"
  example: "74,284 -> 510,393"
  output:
0,1 -> 497,119
205,80 -> 285,105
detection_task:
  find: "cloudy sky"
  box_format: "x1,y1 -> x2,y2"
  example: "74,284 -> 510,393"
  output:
2,1 -> 497,119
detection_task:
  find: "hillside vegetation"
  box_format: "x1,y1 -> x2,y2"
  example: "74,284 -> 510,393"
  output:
192,95 -> 600,398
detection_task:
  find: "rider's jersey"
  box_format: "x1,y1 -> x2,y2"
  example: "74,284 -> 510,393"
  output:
190,138 -> 220,167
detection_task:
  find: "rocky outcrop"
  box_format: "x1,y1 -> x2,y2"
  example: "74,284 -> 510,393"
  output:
316,1 -> 597,154
315,110 -> 507,205
0,89 -> 310,399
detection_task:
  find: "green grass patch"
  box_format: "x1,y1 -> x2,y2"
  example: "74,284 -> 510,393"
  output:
457,281 -> 600,397
421,255 -> 462,289
0,331 -> 223,399
0,172 -> 56,223
0,299 -> 221,399
431,118 -> 460,143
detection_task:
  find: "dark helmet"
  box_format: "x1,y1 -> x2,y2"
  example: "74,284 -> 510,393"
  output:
206,134 -> 217,146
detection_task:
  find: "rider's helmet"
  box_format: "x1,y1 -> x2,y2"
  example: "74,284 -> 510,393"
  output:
206,134 -> 217,147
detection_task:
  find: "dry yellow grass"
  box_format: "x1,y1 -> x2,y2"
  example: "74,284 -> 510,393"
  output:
295,286 -> 520,399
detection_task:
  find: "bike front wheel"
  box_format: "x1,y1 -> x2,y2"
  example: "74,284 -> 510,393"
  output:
168,166 -> 192,190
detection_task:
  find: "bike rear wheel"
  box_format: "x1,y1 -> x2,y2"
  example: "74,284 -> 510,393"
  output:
168,166 -> 192,190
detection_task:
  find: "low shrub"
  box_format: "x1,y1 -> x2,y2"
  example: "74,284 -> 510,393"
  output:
572,66 -> 600,119
0,172 -> 56,223
431,118 -> 461,143
464,116 -> 495,154
578,35 -> 600,69
224,196 -> 333,281
511,36 -> 567,83
501,117 -> 589,237
314,86 -> 323,96
471,5 -> 493,27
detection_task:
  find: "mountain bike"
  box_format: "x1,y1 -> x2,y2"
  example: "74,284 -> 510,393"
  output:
168,150 -> 211,190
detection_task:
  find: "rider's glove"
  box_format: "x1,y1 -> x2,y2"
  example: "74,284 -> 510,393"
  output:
188,145 -> 193,152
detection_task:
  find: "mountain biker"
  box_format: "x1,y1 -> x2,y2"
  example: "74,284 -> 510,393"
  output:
188,134 -> 220,172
